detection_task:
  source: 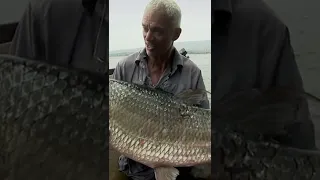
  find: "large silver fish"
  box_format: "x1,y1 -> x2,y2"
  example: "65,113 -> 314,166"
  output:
109,78 -> 320,180
0,55 -> 108,180
109,78 -> 211,180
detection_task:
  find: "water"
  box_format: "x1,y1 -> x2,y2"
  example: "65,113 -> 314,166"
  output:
109,54 -> 212,103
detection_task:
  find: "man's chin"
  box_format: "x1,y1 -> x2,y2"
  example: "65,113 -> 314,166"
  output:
146,49 -> 157,57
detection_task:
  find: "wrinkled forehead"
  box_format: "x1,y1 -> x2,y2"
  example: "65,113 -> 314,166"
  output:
142,10 -> 173,28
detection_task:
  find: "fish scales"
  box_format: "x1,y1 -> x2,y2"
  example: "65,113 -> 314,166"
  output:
210,130 -> 320,180
208,88 -> 320,180
2,55 -> 319,179
0,55 -> 108,180
110,78 -> 320,180
109,79 -> 211,167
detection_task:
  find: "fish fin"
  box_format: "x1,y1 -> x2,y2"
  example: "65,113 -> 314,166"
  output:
154,167 -> 179,180
175,89 -> 209,106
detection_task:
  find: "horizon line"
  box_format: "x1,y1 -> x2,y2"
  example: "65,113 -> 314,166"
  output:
109,39 -> 211,52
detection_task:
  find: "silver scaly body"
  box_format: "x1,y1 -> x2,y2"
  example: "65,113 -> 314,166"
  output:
109,78 -> 211,167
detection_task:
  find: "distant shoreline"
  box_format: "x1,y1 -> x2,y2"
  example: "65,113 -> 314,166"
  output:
109,51 -> 211,57
109,40 -> 211,57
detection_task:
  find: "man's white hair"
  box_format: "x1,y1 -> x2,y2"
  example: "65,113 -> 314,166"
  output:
144,0 -> 182,28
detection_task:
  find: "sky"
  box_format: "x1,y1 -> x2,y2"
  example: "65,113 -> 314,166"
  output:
109,0 -> 211,51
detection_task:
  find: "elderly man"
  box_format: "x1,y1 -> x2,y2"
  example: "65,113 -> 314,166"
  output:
112,0 -> 210,180
114,0 -> 317,179
209,0 -> 315,150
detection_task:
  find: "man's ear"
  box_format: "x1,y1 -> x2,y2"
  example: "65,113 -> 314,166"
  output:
172,28 -> 182,41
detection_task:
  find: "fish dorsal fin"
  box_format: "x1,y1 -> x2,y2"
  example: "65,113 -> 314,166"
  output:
154,167 -> 179,180
175,89 -> 209,106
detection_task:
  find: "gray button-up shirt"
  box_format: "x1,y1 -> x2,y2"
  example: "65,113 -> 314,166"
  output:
112,47 -> 210,109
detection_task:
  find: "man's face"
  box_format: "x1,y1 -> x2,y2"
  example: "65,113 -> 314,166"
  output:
142,10 -> 181,58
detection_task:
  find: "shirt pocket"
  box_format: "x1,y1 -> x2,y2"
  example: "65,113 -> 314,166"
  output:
159,81 -> 189,95
158,80 -> 176,93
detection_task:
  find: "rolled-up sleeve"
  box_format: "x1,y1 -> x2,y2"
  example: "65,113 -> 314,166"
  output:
273,28 -> 303,90
194,70 -> 210,109
112,61 -> 123,80
273,27 -> 316,150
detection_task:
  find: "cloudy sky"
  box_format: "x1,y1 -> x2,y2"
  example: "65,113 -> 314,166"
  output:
109,0 -> 211,51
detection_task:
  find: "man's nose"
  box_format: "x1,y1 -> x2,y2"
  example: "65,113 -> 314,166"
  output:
145,31 -> 154,41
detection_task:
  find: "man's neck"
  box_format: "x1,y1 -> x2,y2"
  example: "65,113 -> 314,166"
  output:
148,47 -> 174,73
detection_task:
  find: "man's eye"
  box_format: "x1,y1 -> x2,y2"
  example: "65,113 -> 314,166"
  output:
142,26 -> 148,31
154,28 -> 163,33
